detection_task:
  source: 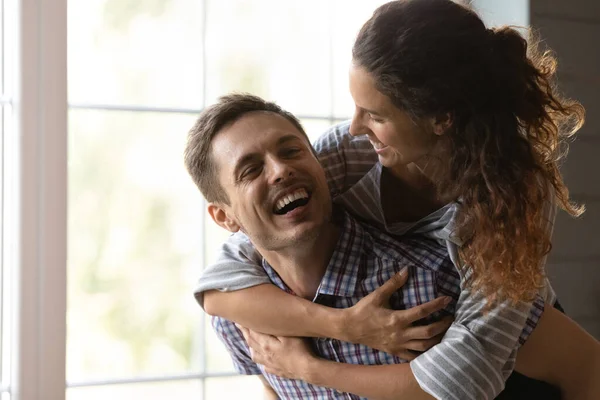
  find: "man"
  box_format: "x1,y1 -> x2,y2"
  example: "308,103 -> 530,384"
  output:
186,93 -> 514,399
184,94 -> 599,399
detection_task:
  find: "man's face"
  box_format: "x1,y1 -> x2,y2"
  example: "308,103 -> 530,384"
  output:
209,111 -> 332,252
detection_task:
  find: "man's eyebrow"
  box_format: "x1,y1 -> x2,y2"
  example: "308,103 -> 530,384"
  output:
276,134 -> 304,146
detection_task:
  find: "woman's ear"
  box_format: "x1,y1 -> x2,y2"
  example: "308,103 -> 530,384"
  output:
207,203 -> 240,233
432,112 -> 453,136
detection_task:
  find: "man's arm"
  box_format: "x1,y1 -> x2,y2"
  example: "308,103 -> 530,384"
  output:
258,376 -> 279,400
241,327 -> 434,400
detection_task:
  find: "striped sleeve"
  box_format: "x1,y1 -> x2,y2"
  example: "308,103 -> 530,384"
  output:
312,121 -> 378,196
410,288 -> 546,400
193,231 -> 269,308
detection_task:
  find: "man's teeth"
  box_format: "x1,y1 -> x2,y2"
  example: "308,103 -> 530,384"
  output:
275,189 -> 309,212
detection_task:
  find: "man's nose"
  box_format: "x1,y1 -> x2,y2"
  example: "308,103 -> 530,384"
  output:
267,158 -> 294,184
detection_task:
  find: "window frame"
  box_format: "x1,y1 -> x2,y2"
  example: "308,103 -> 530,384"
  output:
7,0 -> 68,399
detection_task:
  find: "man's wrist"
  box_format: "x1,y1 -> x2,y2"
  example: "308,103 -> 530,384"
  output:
301,356 -> 328,385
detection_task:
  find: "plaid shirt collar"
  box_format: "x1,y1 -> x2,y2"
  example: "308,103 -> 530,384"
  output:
261,208 -> 366,298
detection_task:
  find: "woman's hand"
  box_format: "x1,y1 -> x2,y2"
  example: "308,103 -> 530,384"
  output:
339,270 -> 453,360
239,326 -> 317,380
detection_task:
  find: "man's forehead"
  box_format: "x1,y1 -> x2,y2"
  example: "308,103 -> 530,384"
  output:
211,111 -> 308,171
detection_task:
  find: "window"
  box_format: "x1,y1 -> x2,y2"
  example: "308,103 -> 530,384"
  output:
66,1 -> 396,398
1,0 -> 527,399
2,1 -> 402,399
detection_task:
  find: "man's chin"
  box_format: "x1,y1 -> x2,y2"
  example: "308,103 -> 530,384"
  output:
259,224 -> 324,252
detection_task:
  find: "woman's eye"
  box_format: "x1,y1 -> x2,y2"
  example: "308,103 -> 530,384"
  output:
369,114 -> 383,123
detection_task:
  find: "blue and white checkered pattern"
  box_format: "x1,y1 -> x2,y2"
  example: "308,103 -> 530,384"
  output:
212,210 -> 461,399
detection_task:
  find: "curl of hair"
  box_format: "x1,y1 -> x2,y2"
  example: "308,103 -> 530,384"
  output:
453,28 -> 585,305
353,0 -> 585,305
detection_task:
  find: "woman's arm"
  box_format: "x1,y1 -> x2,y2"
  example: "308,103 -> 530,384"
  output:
514,305 -> 600,399
205,272 -> 452,359
242,309 -> 600,400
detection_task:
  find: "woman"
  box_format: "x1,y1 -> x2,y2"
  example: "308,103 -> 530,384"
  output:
194,0 -> 598,398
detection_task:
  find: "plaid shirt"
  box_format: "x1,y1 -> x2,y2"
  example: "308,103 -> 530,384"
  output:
212,209 -> 462,399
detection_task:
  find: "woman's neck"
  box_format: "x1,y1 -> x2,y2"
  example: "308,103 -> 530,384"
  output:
382,163 -> 447,223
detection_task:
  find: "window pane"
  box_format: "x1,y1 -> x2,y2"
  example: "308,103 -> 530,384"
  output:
331,0 -> 392,118
301,118 -> 335,144
67,109 -> 204,381
205,0 -> 331,118
206,376 -> 263,400
67,380 -> 202,400
68,0 -> 205,108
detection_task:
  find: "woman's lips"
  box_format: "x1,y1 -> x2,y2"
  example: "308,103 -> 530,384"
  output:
370,141 -> 389,154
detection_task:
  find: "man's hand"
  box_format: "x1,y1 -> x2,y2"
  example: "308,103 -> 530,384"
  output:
239,326 -> 316,381
339,269 -> 453,360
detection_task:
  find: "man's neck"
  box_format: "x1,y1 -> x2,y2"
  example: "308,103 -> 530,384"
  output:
258,222 -> 340,300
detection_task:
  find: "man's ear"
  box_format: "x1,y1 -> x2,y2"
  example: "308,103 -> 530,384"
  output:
207,203 -> 240,233
432,112 -> 453,136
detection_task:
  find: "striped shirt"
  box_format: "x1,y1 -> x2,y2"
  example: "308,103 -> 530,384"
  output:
213,209 -> 465,399
197,121 -> 556,399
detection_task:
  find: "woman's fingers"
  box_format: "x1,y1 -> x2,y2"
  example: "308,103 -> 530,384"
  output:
404,316 -> 453,340
403,333 -> 446,353
401,296 -> 452,325
370,270 -> 409,306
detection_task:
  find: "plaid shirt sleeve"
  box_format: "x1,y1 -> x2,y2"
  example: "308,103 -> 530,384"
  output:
211,316 -> 262,376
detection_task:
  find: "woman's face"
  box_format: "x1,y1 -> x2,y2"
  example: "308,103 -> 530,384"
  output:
348,65 -> 440,170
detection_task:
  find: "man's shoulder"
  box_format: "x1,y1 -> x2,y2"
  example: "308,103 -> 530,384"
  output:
353,217 -> 451,268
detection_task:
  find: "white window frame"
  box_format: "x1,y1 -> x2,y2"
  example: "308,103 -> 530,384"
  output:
7,0 -> 67,399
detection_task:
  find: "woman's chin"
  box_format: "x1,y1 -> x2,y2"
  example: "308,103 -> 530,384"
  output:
378,153 -> 401,169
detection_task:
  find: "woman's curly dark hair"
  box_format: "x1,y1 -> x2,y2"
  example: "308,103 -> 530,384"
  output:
353,0 -> 585,305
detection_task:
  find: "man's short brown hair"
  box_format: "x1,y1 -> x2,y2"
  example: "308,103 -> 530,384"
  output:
184,93 -> 309,204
